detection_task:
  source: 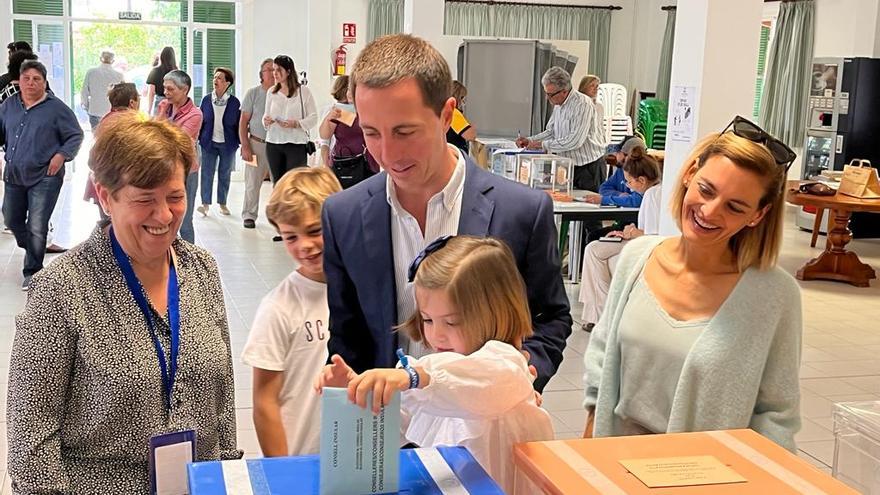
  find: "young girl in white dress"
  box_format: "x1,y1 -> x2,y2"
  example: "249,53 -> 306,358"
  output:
316,235 -> 554,492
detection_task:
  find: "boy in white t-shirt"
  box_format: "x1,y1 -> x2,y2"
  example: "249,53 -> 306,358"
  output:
241,167 -> 341,456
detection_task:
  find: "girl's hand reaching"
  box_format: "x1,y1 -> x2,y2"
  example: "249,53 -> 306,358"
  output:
348,369 -> 412,415
314,354 -> 357,393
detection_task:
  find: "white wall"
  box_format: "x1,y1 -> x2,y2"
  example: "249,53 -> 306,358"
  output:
813,0 -> 880,58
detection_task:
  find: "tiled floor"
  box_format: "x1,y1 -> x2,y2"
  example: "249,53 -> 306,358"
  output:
1,156 -> 879,491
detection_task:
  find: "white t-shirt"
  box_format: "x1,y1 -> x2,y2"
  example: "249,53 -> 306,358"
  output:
241,270 -> 329,456
638,183 -> 662,235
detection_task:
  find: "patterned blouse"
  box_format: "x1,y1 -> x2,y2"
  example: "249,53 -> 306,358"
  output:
7,227 -> 241,494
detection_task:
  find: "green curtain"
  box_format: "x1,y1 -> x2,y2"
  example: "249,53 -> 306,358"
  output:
655,8 -> 676,102
368,0 -> 404,42
759,0 -> 814,147
444,3 -> 613,79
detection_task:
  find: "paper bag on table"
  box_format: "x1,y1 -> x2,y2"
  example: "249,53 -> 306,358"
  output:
838,159 -> 880,199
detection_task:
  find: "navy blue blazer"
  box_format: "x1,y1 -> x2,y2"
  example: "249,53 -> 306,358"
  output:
322,157 -> 572,392
198,93 -> 241,154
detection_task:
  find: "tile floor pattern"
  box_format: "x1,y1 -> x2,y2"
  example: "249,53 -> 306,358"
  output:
1,160 -> 879,492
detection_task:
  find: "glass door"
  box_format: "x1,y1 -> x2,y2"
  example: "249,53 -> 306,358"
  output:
34,21 -> 68,104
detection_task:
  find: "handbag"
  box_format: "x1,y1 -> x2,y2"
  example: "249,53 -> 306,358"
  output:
332,152 -> 375,189
299,88 -> 316,155
838,159 -> 880,199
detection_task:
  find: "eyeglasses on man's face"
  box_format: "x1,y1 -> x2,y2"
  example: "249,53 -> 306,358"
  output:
545,87 -> 565,100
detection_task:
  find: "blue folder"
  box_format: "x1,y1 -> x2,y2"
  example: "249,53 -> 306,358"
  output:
187,446 -> 504,494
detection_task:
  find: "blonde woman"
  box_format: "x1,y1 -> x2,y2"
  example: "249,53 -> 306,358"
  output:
583,116 -> 802,451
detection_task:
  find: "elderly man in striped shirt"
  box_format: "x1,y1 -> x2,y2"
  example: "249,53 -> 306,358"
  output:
516,66 -> 607,193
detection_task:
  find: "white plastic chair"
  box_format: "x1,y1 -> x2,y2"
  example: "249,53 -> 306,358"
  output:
597,83 -> 628,117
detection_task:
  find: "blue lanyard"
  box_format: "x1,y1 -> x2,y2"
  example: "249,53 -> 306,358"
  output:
109,228 -> 180,411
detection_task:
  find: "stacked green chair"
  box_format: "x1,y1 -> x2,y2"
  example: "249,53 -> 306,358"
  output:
637,98 -> 669,149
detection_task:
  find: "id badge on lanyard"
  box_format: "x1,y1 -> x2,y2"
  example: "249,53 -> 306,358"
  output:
109,228 -> 193,494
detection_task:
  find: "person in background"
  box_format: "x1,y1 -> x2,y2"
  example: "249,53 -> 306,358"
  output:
578,74 -> 604,128
446,80 -> 476,153
322,34 -> 571,392
583,119 -> 802,451
156,69 -> 203,244
0,41 -> 32,88
239,58 -> 275,229
146,46 -> 177,116
197,67 -> 241,217
264,55 -> 317,183
318,75 -> 378,188
584,135 -> 647,207
0,60 -> 83,290
8,114 -> 241,493
80,50 -> 124,130
84,82 -> 140,222
577,147 -> 661,332
242,167 -> 341,457
0,49 -> 39,105
517,67 -> 606,193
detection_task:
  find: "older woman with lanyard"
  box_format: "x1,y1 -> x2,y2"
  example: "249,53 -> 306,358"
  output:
583,116 -> 802,451
157,69 -> 203,244
7,114 -> 240,493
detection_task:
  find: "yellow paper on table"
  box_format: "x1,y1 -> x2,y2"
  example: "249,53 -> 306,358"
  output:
619,455 -> 747,488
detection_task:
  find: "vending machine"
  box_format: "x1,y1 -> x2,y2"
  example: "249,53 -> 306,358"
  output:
797,57 -> 880,237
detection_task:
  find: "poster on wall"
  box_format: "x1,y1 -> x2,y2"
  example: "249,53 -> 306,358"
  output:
670,85 -> 697,143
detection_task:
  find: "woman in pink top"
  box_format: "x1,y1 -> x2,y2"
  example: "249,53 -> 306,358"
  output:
156,70 -> 203,243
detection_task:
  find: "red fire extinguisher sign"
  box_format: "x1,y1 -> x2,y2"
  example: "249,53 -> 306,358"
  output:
342,23 -> 356,44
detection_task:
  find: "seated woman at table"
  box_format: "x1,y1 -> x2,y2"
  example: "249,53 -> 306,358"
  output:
577,147 -> 661,332
583,135 -> 648,207
582,118 -> 802,451
7,114 -> 241,493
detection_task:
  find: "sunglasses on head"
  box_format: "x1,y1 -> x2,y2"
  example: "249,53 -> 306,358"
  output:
407,235 -> 454,283
719,116 -> 797,171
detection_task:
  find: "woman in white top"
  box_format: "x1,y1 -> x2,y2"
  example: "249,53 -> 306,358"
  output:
263,55 -> 317,183
583,117 -> 802,451
316,236 -> 553,493
578,147 -> 662,329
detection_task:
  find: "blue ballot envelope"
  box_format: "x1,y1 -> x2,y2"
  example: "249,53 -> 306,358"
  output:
186,446 -> 504,494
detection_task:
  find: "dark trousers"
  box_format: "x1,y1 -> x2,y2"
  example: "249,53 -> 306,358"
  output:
200,141 -> 235,205
573,155 -> 608,193
266,142 -> 308,184
3,174 -> 64,277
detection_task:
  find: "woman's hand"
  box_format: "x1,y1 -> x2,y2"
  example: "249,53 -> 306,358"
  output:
583,408 -> 595,438
262,116 -> 275,128
613,223 -> 644,241
314,354 -> 356,393
328,108 -> 342,121
584,195 -> 602,204
348,369 -> 411,414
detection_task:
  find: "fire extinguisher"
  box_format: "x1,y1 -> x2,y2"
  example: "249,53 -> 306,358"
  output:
334,45 -> 347,76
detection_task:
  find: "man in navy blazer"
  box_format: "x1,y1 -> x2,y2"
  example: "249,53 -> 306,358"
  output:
321,34 -> 571,392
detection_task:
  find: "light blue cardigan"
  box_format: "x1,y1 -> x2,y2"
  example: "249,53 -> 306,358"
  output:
583,236 -> 803,451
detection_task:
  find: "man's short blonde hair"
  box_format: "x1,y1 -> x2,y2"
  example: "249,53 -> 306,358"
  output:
89,113 -> 192,195
266,168 -> 341,231
669,132 -> 788,271
402,236 -> 533,353
350,34 -> 451,116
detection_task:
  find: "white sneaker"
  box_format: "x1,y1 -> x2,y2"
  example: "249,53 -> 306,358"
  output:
197,204 -> 209,217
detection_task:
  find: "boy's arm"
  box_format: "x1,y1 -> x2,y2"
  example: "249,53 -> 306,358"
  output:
252,368 -> 289,457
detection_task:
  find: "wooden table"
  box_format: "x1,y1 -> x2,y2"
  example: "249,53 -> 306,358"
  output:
786,180 -> 880,287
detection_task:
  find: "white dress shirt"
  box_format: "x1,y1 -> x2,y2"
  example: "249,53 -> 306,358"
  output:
264,85 -> 318,144
80,63 -> 124,117
388,145 -> 466,357
530,89 -> 606,165
211,92 -> 229,143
